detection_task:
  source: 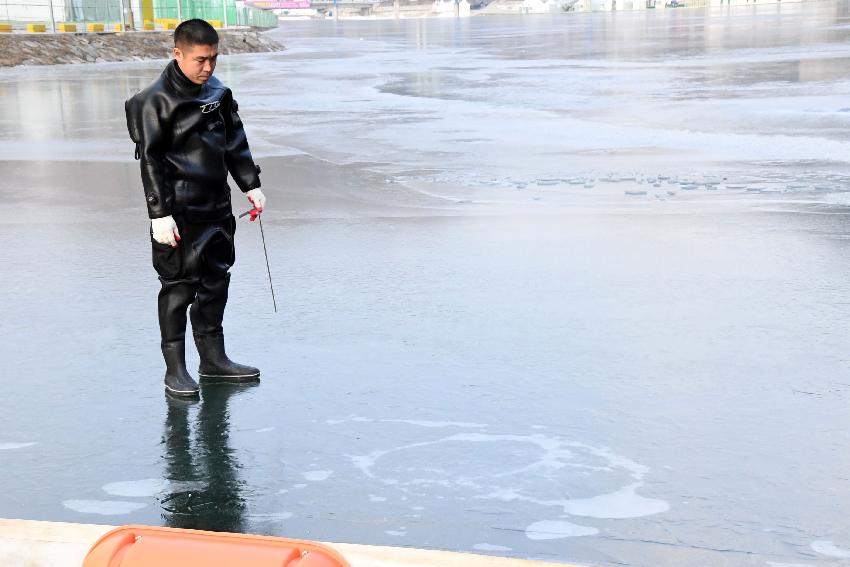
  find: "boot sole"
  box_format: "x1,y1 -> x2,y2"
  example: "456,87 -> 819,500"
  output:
198,372 -> 260,384
165,385 -> 200,398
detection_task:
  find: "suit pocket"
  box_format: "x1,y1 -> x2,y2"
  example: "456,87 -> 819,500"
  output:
151,236 -> 183,280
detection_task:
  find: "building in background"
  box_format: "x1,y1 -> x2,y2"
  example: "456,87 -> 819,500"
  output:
1,0 -> 277,29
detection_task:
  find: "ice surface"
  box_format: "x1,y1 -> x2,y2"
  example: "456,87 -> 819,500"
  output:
62,500 -> 148,515
303,470 -> 334,481
524,520 -> 599,540
0,442 -> 36,450
102,479 -> 168,498
810,541 -> 850,559
473,543 -> 513,552
2,4 -> 850,567
559,483 -> 670,519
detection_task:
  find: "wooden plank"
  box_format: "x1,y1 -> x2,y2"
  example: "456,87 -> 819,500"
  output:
0,519 -> 579,567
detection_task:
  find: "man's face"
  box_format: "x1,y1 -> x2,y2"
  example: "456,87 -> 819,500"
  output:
173,43 -> 218,85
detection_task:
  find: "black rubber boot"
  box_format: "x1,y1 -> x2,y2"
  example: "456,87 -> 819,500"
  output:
195,333 -> 260,383
162,341 -> 200,397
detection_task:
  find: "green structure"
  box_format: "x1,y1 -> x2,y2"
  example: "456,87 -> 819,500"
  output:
152,0 -> 278,27
56,0 -> 277,28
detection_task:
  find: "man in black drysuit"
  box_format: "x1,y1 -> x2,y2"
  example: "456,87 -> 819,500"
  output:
125,19 -> 267,398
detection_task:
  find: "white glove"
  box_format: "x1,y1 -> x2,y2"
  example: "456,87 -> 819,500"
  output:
246,188 -> 266,211
151,215 -> 181,248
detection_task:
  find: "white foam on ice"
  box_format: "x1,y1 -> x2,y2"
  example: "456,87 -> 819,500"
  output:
473,543 -> 513,552
349,433 -> 580,481
328,416 -> 486,428
525,520 -> 599,540
327,416 -> 372,425
823,193 -> 850,207
303,470 -> 333,482
0,442 -> 36,450
380,419 -> 488,428
811,541 -> 850,559
250,512 -> 294,521
102,479 -> 169,497
63,499 -> 148,515
348,431 -> 669,521
559,483 -> 670,519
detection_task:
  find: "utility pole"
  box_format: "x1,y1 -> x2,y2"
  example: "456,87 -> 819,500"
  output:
126,0 -> 136,29
120,0 -> 127,30
176,0 -> 182,22
47,0 -> 56,33
223,0 -> 228,28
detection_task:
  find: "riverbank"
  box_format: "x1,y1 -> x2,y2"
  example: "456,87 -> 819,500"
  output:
0,29 -> 283,68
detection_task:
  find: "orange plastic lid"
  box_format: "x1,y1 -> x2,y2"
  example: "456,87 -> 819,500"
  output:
82,525 -> 350,567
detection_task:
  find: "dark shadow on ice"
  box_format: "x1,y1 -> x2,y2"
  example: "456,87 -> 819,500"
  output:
160,385 -> 255,532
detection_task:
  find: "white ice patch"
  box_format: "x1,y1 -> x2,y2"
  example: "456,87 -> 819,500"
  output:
348,431 -> 669,525
380,419 -> 487,429
473,543 -> 512,552
63,499 -> 148,515
811,541 -> 850,559
303,470 -> 333,482
823,193 -> 850,207
103,479 -> 168,498
560,483 -> 670,519
525,520 -> 599,540
329,416 -> 486,428
386,529 -> 407,537
0,442 -> 36,450
349,433 -> 581,480
250,512 -> 294,521
766,562 -> 815,567
327,416 -> 372,425
369,495 -> 388,502
255,427 -> 275,433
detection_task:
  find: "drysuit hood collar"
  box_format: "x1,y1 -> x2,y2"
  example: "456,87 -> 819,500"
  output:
164,59 -> 204,97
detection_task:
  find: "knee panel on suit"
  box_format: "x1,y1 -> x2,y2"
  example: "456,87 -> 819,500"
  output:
158,279 -> 198,343
190,273 -> 231,337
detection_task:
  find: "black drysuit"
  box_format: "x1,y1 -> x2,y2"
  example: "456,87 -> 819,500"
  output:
125,60 -> 261,345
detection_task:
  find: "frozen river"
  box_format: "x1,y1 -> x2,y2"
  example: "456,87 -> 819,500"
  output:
2,3 -> 850,566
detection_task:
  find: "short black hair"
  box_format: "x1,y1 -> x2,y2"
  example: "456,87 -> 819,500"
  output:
174,19 -> 219,48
